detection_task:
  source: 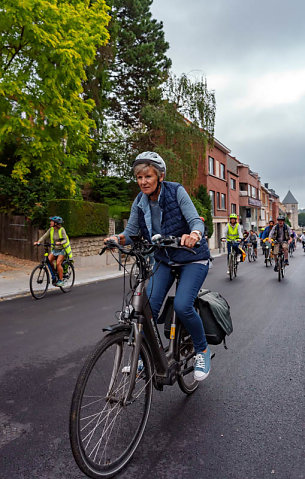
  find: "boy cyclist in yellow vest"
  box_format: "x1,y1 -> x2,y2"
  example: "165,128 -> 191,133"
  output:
223,214 -> 243,274
34,216 -> 73,287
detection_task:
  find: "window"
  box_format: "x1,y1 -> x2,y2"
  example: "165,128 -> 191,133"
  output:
209,190 -> 215,216
209,156 -> 215,175
251,186 -> 256,198
231,203 -> 237,214
230,178 -> 236,190
217,192 -> 220,209
221,193 -> 226,210
220,163 -> 225,179
248,184 -> 251,196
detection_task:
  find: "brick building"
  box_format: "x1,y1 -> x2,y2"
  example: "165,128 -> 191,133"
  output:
237,162 -> 261,232
194,138 -> 231,249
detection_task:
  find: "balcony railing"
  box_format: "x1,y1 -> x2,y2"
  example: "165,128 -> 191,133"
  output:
239,191 -> 248,196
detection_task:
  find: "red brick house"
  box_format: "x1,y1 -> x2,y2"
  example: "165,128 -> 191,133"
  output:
194,138 -> 231,249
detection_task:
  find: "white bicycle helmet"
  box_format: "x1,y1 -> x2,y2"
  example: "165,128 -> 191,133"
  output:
132,151 -> 166,176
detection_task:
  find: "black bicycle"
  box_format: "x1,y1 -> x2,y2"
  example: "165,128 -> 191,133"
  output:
69,235 -> 209,478
222,239 -> 238,280
288,241 -> 294,258
29,243 -> 75,299
263,240 -> 273,267
274,241 -> 285,282
247,242 -> 256,262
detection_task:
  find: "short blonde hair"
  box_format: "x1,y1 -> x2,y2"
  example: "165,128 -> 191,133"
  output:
134,163 -> 163,178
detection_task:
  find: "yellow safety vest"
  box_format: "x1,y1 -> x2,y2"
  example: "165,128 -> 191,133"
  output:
50,227 -> 73,259
227,223 -> 240,242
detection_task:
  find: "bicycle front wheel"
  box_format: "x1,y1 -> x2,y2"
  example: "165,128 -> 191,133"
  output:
278,259 -> 282,282
60,261 -> 75,293
228,254 -> 233,280
176,323 -> 198,395
233,254 -> 238,277
29,265 -> 50,299
265,249 -> 269,267
70,330 -> 153,478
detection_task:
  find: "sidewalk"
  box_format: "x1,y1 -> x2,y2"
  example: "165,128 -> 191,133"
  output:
0,248 -> 224,301
0,253 -> 127,301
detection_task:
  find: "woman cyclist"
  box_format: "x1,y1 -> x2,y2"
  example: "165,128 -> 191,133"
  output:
34,216 -> 72,287
105,151 -> 211,381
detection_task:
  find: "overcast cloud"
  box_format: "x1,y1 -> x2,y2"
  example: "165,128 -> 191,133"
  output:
151,0 -> 305,208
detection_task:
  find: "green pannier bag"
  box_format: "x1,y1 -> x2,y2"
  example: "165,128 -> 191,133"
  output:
159,289 -> 233,348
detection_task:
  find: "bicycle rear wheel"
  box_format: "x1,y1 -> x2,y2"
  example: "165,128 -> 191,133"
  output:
248,247 -> 252,262
60,261 -> 75,293
176,323 -> 198,395
29,265 -> 50,299
70,329 -> 153,478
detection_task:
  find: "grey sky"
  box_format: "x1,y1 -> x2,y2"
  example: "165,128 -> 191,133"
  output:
151,0 -> 305,208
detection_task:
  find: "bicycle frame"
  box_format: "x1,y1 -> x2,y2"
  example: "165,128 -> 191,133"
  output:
102,237 -> 197,395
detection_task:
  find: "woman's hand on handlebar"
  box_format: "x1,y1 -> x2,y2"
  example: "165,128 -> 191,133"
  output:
180,233 -> 199,248
104,234 -> 126,246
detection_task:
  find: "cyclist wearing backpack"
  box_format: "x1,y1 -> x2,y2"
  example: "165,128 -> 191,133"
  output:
244,228 -> 258,258
223,214 -> 243,274
268,215 -> 292,271
34,216 -> 72,287
105,151 -> 211,381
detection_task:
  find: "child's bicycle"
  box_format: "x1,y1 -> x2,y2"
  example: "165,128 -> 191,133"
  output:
69,235 -> 213,478
29,243 -> 75,299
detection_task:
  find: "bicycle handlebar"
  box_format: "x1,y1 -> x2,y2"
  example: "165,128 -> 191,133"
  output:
99,235 -> 198,257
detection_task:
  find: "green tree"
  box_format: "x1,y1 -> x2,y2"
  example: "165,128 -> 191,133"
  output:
103,0 -> 171,128
298,212 -> 305,227
133,73 -> 216,191
0,0 -> 110,194
194,185 -> 214,238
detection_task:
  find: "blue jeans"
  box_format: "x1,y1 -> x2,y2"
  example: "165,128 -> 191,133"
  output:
147,261 -> 209,353
227,241 -> 240,260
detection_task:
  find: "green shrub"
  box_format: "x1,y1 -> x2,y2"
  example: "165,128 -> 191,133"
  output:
193,185 -> 214,238
48,199 -> 109,237
109,204 -> 131,220
83,176 -> 136,206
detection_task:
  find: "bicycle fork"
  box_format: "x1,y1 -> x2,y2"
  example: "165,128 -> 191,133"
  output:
106,321 -> 143,405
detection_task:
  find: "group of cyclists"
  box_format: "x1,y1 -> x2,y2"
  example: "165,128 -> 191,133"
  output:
35,150 -> 303,387
223,214 -> 298,273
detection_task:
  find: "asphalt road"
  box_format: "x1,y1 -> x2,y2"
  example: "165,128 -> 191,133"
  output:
0,247 -> 304,479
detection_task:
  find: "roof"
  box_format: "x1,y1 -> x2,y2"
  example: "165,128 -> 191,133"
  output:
282,190 -> 298,204
227,155 -> 238,175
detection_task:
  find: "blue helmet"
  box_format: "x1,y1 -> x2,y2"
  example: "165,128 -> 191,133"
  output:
49,216 -> 63,224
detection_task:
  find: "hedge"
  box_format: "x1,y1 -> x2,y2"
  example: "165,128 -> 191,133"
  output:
108,204 -> 131,220
48,199 -> 109,237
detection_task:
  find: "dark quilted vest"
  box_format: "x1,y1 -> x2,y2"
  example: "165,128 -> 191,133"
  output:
274,224 -> 290,242
136,181 -> 210,264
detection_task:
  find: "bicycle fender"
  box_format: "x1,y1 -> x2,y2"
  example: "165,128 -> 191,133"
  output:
102,323 -> 131,334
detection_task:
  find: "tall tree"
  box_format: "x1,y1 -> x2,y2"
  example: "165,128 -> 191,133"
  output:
105,0 -> 171,128
133,73 -> 216,191
0,0 -> 110,194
